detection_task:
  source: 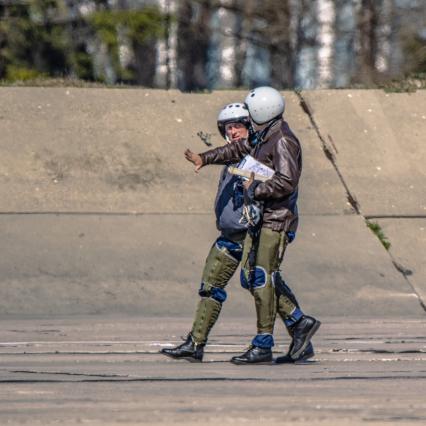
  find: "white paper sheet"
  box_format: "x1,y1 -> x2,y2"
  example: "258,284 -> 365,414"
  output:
237,155 -> 275,179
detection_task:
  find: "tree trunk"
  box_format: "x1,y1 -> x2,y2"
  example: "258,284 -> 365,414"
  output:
356,0 -> 380,84
332,0 -> 357,87
294,0 -> 319,89
232,0 -> 254,88
267,0 -> 293,89
177,0 -> 212,91
132,38 -> 157,87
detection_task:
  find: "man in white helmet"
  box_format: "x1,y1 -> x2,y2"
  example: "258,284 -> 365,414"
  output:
184,87 -> 320,364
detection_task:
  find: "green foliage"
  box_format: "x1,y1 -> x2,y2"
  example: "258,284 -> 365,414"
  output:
89,8 -> 165,82
378,32 -> 426,92
403,33 -> 426,75
0,2 -> 165,84
366,221 -> 391,251
90,8 -> 165,45
5,65 -> 46,82
0,77 -> 129,88
0,0 -> 70,81
380,76 -> 426,93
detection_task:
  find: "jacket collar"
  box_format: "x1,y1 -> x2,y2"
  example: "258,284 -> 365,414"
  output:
264,118 -> 282,139
257,117 -> 282,144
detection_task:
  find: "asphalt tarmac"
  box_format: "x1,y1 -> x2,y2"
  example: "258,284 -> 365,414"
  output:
0,316 -> 425,425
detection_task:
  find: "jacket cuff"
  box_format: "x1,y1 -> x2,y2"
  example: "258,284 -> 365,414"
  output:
199,152 -> 207,166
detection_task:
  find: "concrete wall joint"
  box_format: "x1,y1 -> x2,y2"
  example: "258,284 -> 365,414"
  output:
296,91 -> 360,215
295,90 -> 426,313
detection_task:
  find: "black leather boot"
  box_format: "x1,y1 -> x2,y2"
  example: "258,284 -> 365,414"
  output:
288,315 -> 321,360
230,346 -> 272,365
160,334 -> 204,362
275,341 -> 314,364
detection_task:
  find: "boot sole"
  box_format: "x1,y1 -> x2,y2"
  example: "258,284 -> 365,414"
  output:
290,320 -> 321,360
275,350 -> 315,364
160,351 -> 203,363
294,351 -> 315,364
230,359 -> 273,365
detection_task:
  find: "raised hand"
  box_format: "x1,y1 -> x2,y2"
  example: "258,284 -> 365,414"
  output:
184,149 -> 203,173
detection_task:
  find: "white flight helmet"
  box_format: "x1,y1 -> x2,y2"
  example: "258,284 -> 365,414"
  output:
217,103 -> 250,141
244,86 -> 285,125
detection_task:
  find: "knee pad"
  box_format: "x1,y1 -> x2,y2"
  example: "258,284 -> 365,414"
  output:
202,243 -> 239,287
216,237 -> 243,262
198,282 -> 227,303
240,266 -> 267,290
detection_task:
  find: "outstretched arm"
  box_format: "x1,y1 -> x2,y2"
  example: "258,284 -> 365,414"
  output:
200,138 -> 251,166
184,138 -> 251,173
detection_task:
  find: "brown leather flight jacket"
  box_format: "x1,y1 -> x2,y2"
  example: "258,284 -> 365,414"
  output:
200,118 -> 302,233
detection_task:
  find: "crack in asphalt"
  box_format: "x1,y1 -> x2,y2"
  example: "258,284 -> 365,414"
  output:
331,349 -> 426,354
9,369 -> 129,378
363,416 -> 426,423
1,374 -> 425,384
0,211 -> 212,216
366,214 -> 426,219
1,347 -> 425,356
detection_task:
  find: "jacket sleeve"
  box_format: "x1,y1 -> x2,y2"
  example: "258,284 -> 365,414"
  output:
199,138 -> 251,165
254,136 -> 301,200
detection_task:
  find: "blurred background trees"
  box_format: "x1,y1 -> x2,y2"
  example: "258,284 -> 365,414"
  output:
0,0 -> 425,90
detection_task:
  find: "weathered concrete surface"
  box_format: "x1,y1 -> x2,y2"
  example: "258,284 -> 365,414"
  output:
0,87 -> 219,213
0,213 -> 421,317
0,213 -> 227,317
301,90 -> 426,216
282,92 -> 350,215
283,215 -> 422,316
0,88 -> 348,215
377,219 -> 426,305
0,316 -> 425,425
0,88 -> 425,316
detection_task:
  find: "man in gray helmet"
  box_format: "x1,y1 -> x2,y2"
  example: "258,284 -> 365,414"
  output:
160,103 -> 250,362
183,87 -> 320,364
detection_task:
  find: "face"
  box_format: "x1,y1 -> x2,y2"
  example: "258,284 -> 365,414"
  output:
225,122 -> 249,143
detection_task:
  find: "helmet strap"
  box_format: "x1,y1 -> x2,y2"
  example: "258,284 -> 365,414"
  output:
255,117 -> 279,146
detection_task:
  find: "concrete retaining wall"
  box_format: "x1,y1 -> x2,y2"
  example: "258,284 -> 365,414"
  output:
0,87 -> 424,317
